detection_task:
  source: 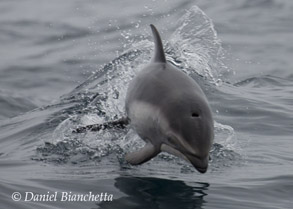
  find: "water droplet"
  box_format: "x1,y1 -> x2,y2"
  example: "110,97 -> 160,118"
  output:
215,79 -> 223,86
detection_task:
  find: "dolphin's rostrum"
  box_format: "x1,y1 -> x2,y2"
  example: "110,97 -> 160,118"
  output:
74,24 -> 214,173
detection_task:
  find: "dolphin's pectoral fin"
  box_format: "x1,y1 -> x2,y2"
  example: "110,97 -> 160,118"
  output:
72,117 -> 130,133
125,143 -> 160,165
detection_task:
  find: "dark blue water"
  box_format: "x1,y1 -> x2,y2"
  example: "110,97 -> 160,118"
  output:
1,0 -> 293,208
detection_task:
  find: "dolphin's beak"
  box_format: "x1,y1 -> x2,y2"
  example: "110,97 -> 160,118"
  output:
160,143 -> 210,173
185,154 -> 209,173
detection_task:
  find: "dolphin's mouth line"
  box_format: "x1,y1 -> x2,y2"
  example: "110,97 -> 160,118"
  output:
167,132 -> 199,156
185,153 -> 209,173
161,143 -> 203,163
160,143 -> 208,173
160,143 -> 189,162
195,166 -> 208,174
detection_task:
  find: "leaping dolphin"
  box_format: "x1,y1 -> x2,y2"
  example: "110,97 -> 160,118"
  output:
74,24 -> 214,173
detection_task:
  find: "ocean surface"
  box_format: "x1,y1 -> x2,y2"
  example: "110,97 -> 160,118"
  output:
0,0 -> 293,208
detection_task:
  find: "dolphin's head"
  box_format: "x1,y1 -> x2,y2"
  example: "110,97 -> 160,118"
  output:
161,95 -> 214,173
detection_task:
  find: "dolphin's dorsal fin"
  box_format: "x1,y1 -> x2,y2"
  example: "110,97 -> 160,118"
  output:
150,24 -> 166,63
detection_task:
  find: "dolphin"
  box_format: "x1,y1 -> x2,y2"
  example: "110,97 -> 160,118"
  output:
124,24 -> 214,173
74,24 -> 214,173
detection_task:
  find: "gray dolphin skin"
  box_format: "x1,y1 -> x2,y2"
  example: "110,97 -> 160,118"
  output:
124,24 -> 214,173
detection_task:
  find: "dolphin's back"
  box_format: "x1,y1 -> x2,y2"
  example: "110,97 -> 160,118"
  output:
126,24 -> 210,118
126,62 -> 207,112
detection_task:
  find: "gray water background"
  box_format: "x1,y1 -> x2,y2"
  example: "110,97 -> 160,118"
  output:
0,0 -> 293,208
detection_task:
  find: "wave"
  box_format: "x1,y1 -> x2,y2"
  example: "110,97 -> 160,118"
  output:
35,6 -> 241,172
0,90 -> 37,120
0,5 -> 242,174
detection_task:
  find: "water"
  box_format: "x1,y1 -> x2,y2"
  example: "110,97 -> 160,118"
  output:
0,0 -> 293,208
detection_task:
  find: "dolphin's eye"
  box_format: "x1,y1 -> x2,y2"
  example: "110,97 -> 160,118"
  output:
191,113 -> 199,117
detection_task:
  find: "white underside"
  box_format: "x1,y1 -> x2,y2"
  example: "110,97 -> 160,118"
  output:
128,101 -> 169,143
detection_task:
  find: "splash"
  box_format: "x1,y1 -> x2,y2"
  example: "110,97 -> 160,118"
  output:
214,121 -> 238,151
64,5 -> 224,123
167,5 -> 225,84
40,5 -> 240,169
